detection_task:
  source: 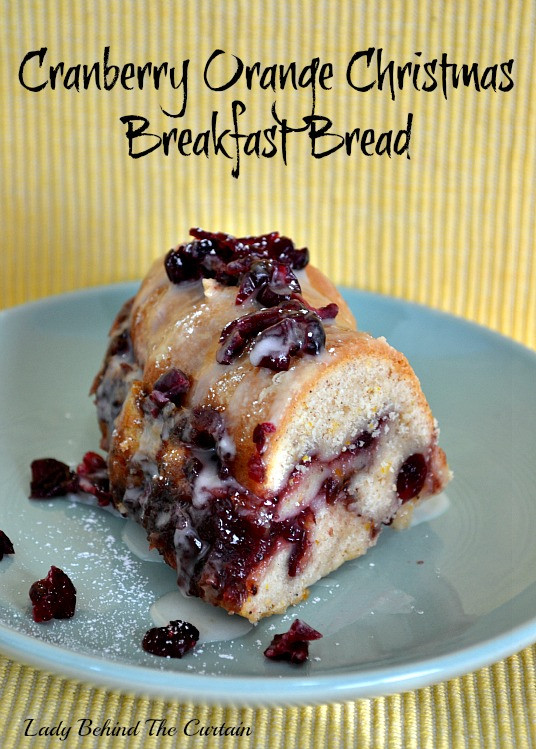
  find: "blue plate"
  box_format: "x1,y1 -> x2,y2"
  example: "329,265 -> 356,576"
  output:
0,284 -> 535,704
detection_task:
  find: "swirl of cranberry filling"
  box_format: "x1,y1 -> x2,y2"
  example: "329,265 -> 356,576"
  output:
397,453 -> 427,501
134,413 -> 388,609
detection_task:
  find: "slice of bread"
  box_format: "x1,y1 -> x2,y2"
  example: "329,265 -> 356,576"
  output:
93,233 -> 450,621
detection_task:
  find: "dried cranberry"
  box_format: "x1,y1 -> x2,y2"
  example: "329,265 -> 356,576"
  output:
217,305 -> 288,364
165,229 -> 309,292
30,458 -> 78,499
314,303 -> 339,321
152,368 -> 190,407
294,294 -> 339,321
217,301 -> 326,371
397,453 -> 427,501
76,451 -> 112,506
142,620 -> 199,658
29,566 -> 76,622
236,259 -> 301,306
264,619 -> 322,664
0,530 -> 14,560
184,457 -> 203,485
190,228 -> 309,270
251,312 -> 325,371
164,241 -> 207,283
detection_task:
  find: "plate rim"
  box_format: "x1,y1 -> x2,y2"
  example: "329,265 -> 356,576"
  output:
0,611 -> 535,704
1,283 -> 535,704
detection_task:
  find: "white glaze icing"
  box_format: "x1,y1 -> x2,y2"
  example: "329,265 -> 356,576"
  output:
150,590 -> 253,642
122,519 -> 163,562
410,492 -> 450,527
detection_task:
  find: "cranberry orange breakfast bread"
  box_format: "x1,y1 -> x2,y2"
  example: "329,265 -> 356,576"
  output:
92,229 -> 450,622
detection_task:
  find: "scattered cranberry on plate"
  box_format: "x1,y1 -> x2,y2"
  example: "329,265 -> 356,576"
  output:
264,619 -> 322,664
0,530 -> 14,560
142,620 -> 199,658
29,566 -> 77,622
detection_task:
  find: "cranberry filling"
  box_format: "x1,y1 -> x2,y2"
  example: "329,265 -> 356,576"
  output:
248,453 -> 267,483
397,453 -> 427,501
142,620 -> 199,658
252,422 -> 276,454
0,530 -> 14,560
29,566 -> 76,622
264,619 -> 322,664
178,491 -> 315,607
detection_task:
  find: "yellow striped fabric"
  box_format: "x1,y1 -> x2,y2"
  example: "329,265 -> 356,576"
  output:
1,0 -> 534,347
0,649 -> 535,748
1,1 -> 535,747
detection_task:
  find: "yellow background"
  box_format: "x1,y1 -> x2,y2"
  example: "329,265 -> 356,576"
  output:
1,1 -> 535,746
1,0 -> 534,348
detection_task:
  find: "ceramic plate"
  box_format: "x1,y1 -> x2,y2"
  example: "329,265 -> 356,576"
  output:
1,284 -> 535,705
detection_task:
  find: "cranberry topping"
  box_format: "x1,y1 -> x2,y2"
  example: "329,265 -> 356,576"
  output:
190,228 -> 310,270
30,458 -> 78,499
264,619 -> 322,664
252,422 -> 276,454
29,566 -> 76,622
165,229 -> 309,287
142,620 -> 199,658
236,259 -> 301,306
0,530 -> 14,560
294,294 -> 339,321
217,301 -> 326,371
251,313 -> 325,372
397,453 -> 427,501
76,451 -> 112,506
